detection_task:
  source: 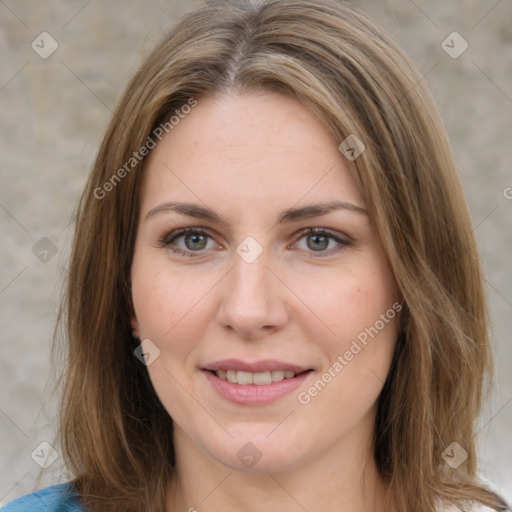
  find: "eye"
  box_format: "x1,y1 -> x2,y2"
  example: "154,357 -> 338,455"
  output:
159,228 -> 219,257
292,228 -> 351,257
159,227 -> 350,258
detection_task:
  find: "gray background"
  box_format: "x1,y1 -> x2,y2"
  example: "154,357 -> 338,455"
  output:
0,0 -> 511,506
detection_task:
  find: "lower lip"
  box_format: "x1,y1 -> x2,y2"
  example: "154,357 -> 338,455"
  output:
202,370 -> 313,406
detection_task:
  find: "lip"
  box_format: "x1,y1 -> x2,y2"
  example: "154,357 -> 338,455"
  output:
202,369 -> 313,406
202,358 -> 311,374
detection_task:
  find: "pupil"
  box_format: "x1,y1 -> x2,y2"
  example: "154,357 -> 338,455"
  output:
186,233 -> 206,250
308,235 -> 328,251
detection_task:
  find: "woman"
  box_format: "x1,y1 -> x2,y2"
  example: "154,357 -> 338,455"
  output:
4,0 -> 510,510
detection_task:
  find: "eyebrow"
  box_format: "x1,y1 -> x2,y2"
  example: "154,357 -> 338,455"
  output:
145,200 -> 367,226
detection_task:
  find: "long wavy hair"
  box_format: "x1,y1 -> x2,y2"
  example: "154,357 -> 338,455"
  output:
50,0 -> 510,510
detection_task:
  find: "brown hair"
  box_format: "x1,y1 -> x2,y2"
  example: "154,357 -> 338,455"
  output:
50,0 -> 510,510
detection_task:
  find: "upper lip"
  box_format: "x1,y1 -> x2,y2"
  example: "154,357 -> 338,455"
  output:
202,359 -> 311,373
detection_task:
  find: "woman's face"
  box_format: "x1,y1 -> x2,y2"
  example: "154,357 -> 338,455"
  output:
131,90 -> 400,473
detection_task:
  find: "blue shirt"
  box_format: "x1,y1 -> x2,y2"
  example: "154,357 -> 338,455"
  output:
1,482 -> 498,511
1,482 -> 84,511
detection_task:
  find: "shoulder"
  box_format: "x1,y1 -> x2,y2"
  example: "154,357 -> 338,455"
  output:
1,482 -> 85,511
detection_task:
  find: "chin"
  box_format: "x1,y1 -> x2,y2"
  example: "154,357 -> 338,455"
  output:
204,433 -> 311,474
217,450 -> 304,474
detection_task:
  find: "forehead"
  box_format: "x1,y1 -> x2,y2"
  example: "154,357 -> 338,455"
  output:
140,90 -> 364,217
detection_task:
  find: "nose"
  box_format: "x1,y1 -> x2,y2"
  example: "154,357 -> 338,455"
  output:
215,248 -> 289,338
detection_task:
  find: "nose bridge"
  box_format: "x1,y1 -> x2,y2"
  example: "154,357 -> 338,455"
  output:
233,246 -> 271,297
216,240 -> 288,334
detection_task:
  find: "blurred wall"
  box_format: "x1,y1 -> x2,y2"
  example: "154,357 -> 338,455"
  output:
1,0 -> 511,505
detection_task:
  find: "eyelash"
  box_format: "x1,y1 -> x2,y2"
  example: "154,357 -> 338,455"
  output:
158,227 -> 351,258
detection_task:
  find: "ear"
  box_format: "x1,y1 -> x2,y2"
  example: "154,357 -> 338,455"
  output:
130,315 -> 140,338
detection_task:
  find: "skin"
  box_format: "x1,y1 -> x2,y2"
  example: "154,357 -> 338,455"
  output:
130,90 -> 400,512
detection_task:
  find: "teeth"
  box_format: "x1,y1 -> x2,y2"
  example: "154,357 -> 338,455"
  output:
253,372 -> 271,385
237,371 -> 253,385
271,370 -> 285,381
215,369 -> 298,385
226,370 -> 237,383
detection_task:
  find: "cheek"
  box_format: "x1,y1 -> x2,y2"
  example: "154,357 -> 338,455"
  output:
297,270 -> 398,424
131,255 -> 204,338
131,254 -> 226,376
295,265 -> 395,342
130,257 -> 208,400
292,258 -> 399,395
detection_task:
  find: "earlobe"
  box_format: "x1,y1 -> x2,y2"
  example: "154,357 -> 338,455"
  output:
130,315 -> 140,338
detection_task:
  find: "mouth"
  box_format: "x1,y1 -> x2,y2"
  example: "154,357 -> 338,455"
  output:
204,368 -> 311,385
200,359 -> 314,405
